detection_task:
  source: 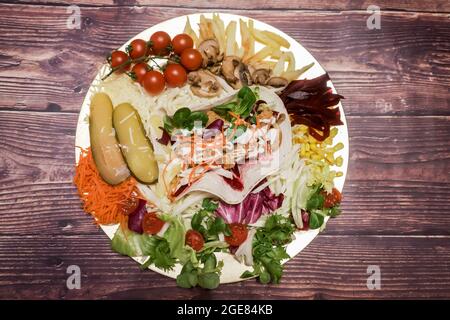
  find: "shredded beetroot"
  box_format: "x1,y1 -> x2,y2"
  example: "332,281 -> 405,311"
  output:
279,73 -> 344,141
222,164 -> 244,191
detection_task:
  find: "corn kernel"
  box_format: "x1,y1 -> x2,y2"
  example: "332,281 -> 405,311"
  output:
311,154 -> 321,161
336,156 -> 343,167
334,142 -> 344,152
330,127 -> 338,138
336,171 -> 343,177
310,143 -> 317,151
304,143 -> 310,152
325,154 -> 334,164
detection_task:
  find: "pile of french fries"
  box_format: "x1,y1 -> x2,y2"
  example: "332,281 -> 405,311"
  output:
183,14 -> 313,82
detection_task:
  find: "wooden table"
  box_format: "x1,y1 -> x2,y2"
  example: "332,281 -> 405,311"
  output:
0,0 -> 449,300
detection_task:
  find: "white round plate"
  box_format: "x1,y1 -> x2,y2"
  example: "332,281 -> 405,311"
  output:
75,13 -> 349,284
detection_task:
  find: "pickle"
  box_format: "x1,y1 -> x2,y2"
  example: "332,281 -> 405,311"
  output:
113,103 -> 158,184
89,93 -> 130,185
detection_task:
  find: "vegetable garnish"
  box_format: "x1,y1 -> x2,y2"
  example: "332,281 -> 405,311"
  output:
279,73 -> 344,141
241,214 -> 295,284
73,147 -> 141,226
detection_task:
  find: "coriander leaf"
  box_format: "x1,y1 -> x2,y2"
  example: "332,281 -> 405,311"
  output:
198,272 -> 220,289
241,270 -> 255,279
202,198 -> 218,212
188,111 -> 208,128
328,205 -> 341,218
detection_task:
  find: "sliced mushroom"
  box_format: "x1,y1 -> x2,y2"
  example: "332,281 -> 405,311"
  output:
198,39 -> 222,68
221,56 -> 252,89
251,68 -> 272,85
188,70 -> 223,98
267,76 -> 288,87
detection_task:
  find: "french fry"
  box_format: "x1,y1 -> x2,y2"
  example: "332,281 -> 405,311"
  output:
183,16 -> 199,47
246,45 -> 278,64
250,60 -> 277,70
281,62 -> 315,81
211,15 -> 226,53
239,19 -> 250,59
199,14 -> 213,42
273,52 -> 288,76
225,21 -> 237,56
262,30 -> 291,48
251,28 -> 280,49
247,19 -> 255,59
285,51 -> 295,72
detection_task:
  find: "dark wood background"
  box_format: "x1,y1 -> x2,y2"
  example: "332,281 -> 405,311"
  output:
0,0 -> 449,299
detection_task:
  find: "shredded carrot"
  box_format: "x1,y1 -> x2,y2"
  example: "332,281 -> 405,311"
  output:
73,147 -> 140,226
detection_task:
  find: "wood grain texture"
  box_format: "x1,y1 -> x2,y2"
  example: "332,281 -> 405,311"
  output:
3,0 -> 450,13
0,5 -> 449,115
0,1 -> 449,300
1,234 -> 449,299
1,111 -> 449,237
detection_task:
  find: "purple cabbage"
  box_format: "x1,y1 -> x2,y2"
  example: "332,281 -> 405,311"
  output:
203,119 -> 224,139
215,186 -> 284,224
157,127 -> 171,145
127,199 -> 147,234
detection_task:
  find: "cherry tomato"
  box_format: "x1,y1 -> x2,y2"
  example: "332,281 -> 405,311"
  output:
180,48 -> 203,71
128,39 -> 147,60
185,230 -> 204,251
142,70 -> 165,95
164,63 -> 187,87
142,212 -> 165,235
150,31 -> 171,55
110,50 -> 130,72
131,62 -> 149,84
225,223 -> 248,247
322,188 -> 342,208
118,197 -> 139,216
172,33 -> 194,55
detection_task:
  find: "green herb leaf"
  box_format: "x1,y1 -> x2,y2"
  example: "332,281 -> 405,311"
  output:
328,205 -> 341,218
188,111 -> 208,128
198,272 -> 220,289
173,107 -> 191,127
309,211 -> 325,229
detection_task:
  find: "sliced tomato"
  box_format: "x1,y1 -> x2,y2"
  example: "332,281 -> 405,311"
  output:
322,188 -> 342,208
142,212 -> 165,235
185,229 -> 204,251
118,197 -> 139,216
225,223 -> 248,247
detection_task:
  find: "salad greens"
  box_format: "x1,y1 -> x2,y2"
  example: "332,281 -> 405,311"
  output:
176,253 -> 224,289
212,86 -> 257,121
164,107 -> 208,133
241,214 -> 295,284
305,184 -> 341,229
191,199 -> 231,241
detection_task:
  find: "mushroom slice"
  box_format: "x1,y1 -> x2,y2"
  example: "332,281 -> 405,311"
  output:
267,76 -> 289,87
198,39 -> 222,68
251,68 -> 272,85
222,56 -> 252,89
188,70 -> 223,98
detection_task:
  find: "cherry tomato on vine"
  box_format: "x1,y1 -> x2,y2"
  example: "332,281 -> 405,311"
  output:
142,212 -> 165,235
128,39 -> 148,60
142,70 -> 165,95
110,50 -> 130,72
150,31 -> 171,55
172,33 -> 194,55
131,62 -> 150,83
164,63 -> 187,87
225,223 -> 248,247
185,230 -> 204,251
322,188 -> 342,208
180,48 -> 203,71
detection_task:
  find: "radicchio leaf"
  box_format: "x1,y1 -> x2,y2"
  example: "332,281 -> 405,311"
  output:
128,199 -> 147,234
215,186 -> 284,224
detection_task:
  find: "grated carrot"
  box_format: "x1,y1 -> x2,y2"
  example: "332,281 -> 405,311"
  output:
73,147 -> 140,226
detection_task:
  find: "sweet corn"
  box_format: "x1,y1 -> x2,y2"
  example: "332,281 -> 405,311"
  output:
336,171 -> 343,177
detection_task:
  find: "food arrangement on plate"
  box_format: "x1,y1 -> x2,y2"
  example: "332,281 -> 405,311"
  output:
74,13 -> 347,289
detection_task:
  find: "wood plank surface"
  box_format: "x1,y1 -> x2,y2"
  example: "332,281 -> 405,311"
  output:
1,111 -> 449,236
0,5 -> 449,115
0,1 -> 449,299
3,0 -> 450,13
1,234 -> 449,299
